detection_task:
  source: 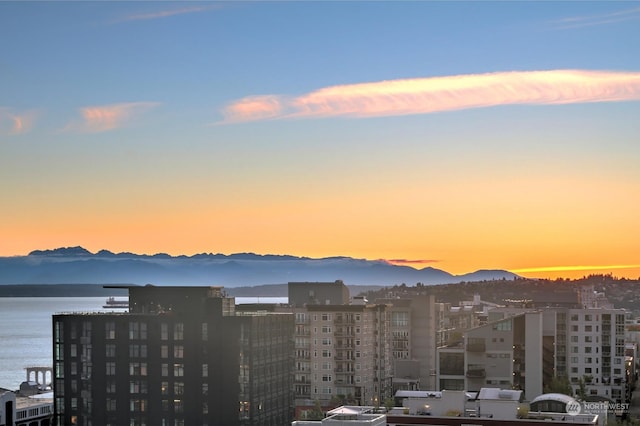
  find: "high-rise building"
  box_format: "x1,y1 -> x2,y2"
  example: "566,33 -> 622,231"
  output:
375,295 -> 437,392
53,286 -> 293,426
284,282 -> 392,411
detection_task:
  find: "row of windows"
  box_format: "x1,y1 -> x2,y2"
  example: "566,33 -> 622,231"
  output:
486,353 -> 511,358
104,322 -> 187,341
105,399 -> 186,413
570,367 -> 623,375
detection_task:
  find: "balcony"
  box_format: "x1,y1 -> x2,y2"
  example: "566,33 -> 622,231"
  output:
466,367 -> 486,378
334,316 -> 356,325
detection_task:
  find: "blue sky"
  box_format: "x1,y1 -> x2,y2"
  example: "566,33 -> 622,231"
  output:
2,1 -> 640,278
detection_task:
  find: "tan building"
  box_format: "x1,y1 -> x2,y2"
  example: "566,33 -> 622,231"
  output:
285,282 -> 393,410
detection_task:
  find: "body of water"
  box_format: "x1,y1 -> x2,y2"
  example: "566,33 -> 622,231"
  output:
0,296 -> 287,390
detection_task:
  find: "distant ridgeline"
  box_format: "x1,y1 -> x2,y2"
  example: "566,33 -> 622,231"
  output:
0,246 -> 518,287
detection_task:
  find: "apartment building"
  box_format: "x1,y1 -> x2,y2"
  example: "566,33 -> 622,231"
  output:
53,286 -> 293,426
437,306 -> 628,403
375,295 -> 437,392
286,282 -> 393,409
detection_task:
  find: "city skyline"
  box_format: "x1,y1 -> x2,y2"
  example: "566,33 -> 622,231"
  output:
1,2 -> 639,280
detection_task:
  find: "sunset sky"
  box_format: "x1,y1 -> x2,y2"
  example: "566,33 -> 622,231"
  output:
1,2 -> 639,280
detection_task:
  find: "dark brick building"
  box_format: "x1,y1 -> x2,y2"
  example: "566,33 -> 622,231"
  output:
53,286 -> 293,426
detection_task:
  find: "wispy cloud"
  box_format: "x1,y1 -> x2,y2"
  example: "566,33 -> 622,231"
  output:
385,259 -> 440,266
549,6 -> 640,30
0,108 -> 37,136
114,5 -> 219,23
64,102 -> 160,133
220,70 -> 640,124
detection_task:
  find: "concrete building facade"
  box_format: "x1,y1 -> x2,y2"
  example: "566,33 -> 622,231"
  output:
375,295 -> 437,392
286,282 -> 393,410
437,306 -> 629,403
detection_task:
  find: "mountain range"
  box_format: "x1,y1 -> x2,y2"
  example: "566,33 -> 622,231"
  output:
0,246 -> 518,287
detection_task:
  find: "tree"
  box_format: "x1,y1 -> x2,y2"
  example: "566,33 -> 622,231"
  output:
307,400 -> 324,420
543,375 -> 573,396
384,397 -> 394,412
576,376 -> 588,401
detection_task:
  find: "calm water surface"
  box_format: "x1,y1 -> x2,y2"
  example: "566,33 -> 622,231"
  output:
0,296 -> 285,390
0,297 -> 108,390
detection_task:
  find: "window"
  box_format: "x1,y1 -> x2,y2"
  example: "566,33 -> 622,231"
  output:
106,399 -> 117,412
321,314 -> 331,321
585,336 -> 592,343
129,362 -> 148,376
322,338 -> 332,346
161,323 -> 168,341
201,323 -> 208,341
585,357 -> 593,364
129,344 -> 147,358
202,364 -> 208,377
174,345 -> 184,358
585,315 -> 592,321
493,320 -> 512,331
130,399 -> 147,413
106,344 -> 116,358
174,363 -> 184,377
106,322 -> 116,340
322,350 -> 331,358
130,380 -> 147,394
106,380 -> 116,393
322,326 -> 331,333
322,375 -> 332,382
161,381 -> 169,395
174,323 -> 184,340
128,321 -> 147,339
174,382 -> 184,395
106,362 -> 116,376
392,312 -> 409,327
585,347 -> 592,353
54,321 -> 64,343
161,364 -> 169,377
161,345 -> 168,358
571,325 -> 578,332
585,325 -> 592,332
